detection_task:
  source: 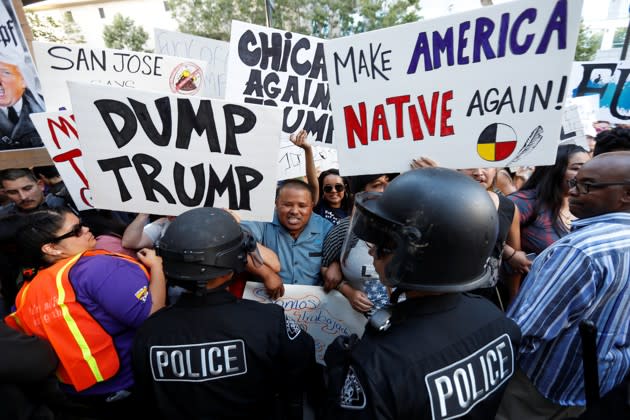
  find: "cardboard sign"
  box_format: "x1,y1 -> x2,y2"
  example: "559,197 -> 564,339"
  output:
68,83 -> 282,221
325,0 -> 582,175
30,111 -> 93,210
242,282 -> 367,364
0,0 -> 47,154
33,41 -> 212,111
226,21 -> 332,145
154,29 -> 229,99
568,60 -> 630,124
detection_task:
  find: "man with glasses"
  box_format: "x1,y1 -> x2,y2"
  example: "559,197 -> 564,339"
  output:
498,151 -> 630,419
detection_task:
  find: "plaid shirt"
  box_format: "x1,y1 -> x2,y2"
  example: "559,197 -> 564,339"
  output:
508,189 -> 569,255
508,212 -> 630,405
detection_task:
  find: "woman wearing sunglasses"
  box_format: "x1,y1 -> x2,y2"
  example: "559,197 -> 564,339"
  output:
4,208 -> 165,418
313,168 -> 352,225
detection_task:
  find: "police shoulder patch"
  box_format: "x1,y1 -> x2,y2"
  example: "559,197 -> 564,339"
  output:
285,315 -> 302,340
340,366 -> 367,410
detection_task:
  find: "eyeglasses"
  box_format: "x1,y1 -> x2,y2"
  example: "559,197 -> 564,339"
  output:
366,242 -> 394,258
50,223 -> 85,243
323,183 -> 345,193
567,178 -> 630,194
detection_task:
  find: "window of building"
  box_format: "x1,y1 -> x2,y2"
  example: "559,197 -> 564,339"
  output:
98,8 -> 105,18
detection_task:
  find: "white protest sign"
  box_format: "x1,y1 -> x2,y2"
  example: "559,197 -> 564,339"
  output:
154,29 -> 229,99
568,60 -> 630,124
225,21 -> 332,146
277,141 -> 338,180
325,0 -> 582,175
68,83 -> 282,220
30,111 -> 93,210
33,41 -> 212,111
243,282 -> 367,364
559,104 -> 588,148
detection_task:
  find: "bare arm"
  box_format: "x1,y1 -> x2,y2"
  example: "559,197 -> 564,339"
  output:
290,130 -> 319,205
136,248 -> 166,314
246,255 -> 284,300
257,242 -> 281,273
122,213 -> 154,249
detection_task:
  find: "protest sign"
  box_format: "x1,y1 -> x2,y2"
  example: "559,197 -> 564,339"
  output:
242,282 -> 367,364
559,104 -> 588,149
0,0 -> 47,154
277,141 -> 338,180
68,82 -> 282,220
226,21 -> 332,145
325,0 -> 582,175
33,41 -> 212,111
568,60 -> 630,124
30,111 -> 93,210
154,29 -> 229,99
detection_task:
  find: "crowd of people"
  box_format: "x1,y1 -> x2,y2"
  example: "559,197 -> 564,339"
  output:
0,125 -> 629,419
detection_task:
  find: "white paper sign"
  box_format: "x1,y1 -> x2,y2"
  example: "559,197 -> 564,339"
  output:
559,104 -> 588,148
325,0 -> 583,175
68,83 -> 282,220
154,29 -> 229,99
30,111 -> 93,210
568,60 -> 630,124
242,282 -> 367,364
277,141 -> 338,180
33,41 -> 212,111
225,21 -> 333,146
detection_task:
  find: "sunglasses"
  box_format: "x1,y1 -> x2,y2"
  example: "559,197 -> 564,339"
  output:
51,223 -> 85,243
567,178 -> 630,195
323,183 -> 345,193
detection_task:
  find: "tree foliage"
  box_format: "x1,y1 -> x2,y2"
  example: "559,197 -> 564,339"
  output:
166,0 -> 421,40
103,13 -> 149,51
575,21 -> 602,61
26,11 -> 85,43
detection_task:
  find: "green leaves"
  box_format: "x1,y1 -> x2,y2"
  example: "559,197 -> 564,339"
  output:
103,13 -> 149,52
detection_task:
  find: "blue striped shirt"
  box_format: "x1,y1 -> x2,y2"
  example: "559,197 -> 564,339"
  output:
507,212 -> 630,406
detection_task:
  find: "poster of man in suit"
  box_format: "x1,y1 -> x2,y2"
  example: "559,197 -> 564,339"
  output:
0,0 -> 45,150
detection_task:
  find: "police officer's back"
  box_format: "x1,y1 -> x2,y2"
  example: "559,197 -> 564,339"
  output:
132,208 -> 317,419
325,168 -> 521,420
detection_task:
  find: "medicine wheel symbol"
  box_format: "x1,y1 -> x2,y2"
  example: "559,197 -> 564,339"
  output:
477,123 -> 518,162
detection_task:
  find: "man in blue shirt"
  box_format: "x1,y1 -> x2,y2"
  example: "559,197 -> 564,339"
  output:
498,151 -> 630,419
242,180 -> 332,295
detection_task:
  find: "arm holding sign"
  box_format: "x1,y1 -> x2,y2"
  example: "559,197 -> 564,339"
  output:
290,130 -> 319,205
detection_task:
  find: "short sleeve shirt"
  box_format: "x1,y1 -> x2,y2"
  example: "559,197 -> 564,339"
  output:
241,212 -> 332,285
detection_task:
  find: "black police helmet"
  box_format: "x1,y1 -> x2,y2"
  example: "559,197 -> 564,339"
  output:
156,208 -> 255,289
352,168 -> 498,293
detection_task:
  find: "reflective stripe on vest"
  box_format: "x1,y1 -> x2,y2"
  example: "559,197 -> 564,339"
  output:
55,253 -> 105,382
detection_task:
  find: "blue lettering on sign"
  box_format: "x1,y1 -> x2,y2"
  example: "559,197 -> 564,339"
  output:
150,339 -> 247,382
407,0 -> 568,73
425,334 -> 514,420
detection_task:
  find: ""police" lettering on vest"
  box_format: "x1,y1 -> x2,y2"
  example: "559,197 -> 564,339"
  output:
149,339 -> 247,382
425,334 -> 513,420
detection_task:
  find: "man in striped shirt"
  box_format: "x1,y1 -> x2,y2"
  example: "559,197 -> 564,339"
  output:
497,151 -> 630,419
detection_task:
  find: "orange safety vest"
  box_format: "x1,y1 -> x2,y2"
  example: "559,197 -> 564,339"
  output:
5,249 -> 149,392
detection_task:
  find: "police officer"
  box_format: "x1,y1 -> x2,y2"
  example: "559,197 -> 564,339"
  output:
132,208 -> 317,419
325,168 -> 521,419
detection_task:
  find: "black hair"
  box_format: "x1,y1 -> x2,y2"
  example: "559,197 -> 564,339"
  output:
275,179 -> 315,202
80,209 -> 129,237
317,168 -> 352,212
0,168 -> 38,184
521,144 -> 588,226
32,165 -> 60,180
593,127 -> 630,156
15,208 -> 73,267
